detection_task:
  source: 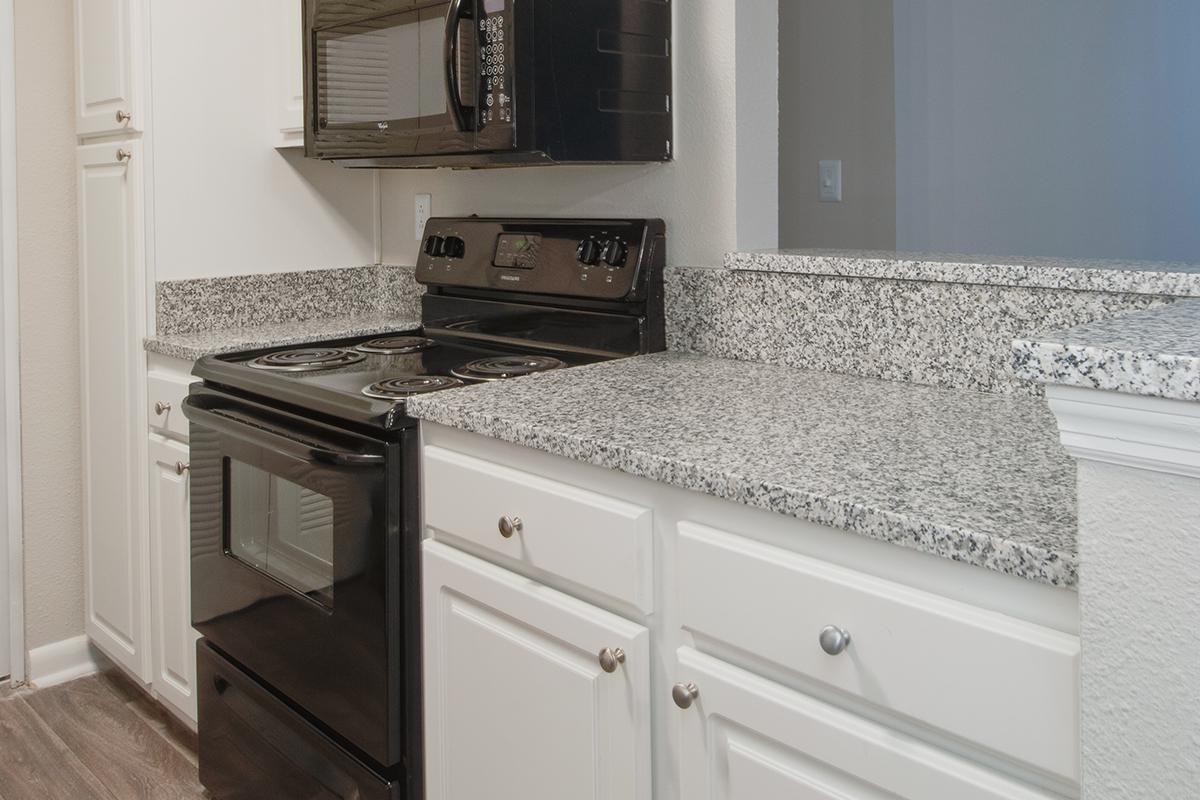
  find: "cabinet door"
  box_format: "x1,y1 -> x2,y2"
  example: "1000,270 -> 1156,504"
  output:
79,140 -> 148,680
148,435 -> 198,723
423,541 -> 651,800
272,0 -> 305,147
676,648 -> 1058,800
73,0 -> 140,137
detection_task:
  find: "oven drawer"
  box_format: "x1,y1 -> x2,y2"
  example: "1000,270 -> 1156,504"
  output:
677,522 -> 1080,783
148,368 -> 194,440
197,641 -> 402,800
423,445 -> 654,612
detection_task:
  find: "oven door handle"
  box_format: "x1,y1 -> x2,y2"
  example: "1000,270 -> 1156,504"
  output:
182,398 -> 385,468
443,0 -> 475,132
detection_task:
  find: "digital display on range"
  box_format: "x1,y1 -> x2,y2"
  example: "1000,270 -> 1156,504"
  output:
483,0 -> 505,12
493,234 -> 541,270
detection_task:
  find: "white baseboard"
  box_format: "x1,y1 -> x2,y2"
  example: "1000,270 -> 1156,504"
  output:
27,635 -> 106,688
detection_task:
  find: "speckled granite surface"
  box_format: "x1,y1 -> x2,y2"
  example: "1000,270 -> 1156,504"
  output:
145,315 -> 422,361
667,266 -> 1171,396
1014,300 -> 1200,402
408,352 -> 1078,588
156,264 -> 422,335
728,250 -> 1200,297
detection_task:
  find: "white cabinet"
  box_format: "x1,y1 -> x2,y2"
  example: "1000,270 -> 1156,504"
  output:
423,541 -> 652,800
676,648 -> 1058,800
73,0 -> 142,138
272,0 -> 306,148
79,140 -> 149,682
148,435 -> 198,723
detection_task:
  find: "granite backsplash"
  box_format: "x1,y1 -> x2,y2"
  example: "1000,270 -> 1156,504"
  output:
155,264 -> 422,335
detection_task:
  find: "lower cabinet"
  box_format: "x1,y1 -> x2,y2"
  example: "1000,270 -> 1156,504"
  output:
422,541 -> 652,800
147,434 -> 199,722
676,648 -> 1058,800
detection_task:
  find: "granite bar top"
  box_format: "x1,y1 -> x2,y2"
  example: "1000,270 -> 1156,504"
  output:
408,352 -> 1078,588
728,249 -> 1200,297
144,315 -> 421,361
1013,300 -> 1200,402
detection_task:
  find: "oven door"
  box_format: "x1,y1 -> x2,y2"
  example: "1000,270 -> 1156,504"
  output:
308,0 -> 478,160
184,386 -> 410,770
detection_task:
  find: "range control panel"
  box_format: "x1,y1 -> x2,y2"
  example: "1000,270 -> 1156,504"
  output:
416,218 -> 665,301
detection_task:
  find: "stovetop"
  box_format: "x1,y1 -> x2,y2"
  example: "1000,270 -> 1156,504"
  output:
193,329 -> 607,433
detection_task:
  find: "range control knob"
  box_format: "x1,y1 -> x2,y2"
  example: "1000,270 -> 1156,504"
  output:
424,235 -> 446,258
443,236 -> 466,259
576,237 -> 601,266
601,238 -> 628,268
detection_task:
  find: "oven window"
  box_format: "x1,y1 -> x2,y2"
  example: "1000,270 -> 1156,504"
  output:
316,7 -> 452,129
226,459 -> 335,607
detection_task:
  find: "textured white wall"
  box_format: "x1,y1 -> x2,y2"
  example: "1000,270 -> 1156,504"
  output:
379,2 -> 765,267
13,0 -> 84,652
1077,460 -> 1200,797
149,2 -> 378,279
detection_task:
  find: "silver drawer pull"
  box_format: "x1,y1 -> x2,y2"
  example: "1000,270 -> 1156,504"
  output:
116,109 -> 132,123
819,625 -> 852,656
117,148 -> 132,163
175,462 -> 190,476
598,648 -> 625,674
498,515 -> 523,539
154,401 -> 171,416
672,682 -> 700,710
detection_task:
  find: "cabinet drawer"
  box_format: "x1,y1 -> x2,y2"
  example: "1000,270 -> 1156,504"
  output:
147,370 -> 193,440
423,446 -> 654,612
677,522 -> 1080,784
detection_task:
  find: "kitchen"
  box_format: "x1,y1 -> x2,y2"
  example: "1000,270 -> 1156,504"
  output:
0,1 -> 1195,799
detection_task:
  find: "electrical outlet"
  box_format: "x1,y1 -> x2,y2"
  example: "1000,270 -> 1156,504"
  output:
819,160 -> 843,203
415,194 -> 432,240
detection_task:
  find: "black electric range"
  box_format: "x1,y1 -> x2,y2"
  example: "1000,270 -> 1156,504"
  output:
183,218 -> 665,800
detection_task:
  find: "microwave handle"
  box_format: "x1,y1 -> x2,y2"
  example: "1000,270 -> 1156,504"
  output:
182,397 -> 385,468
443,0 -> 475,132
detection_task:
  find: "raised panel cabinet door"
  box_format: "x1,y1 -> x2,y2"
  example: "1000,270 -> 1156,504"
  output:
675,648 -> 1060,800
423,541 -> 652,800
79,140 -> 148,681
148,435 -> 198,723
74,0 -> 140,137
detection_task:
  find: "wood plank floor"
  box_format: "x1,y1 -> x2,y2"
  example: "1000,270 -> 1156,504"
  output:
0,671 -> 208,799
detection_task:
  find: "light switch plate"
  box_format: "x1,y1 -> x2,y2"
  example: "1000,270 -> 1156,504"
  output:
819,160 -> 843,203
415,194 -> 432,240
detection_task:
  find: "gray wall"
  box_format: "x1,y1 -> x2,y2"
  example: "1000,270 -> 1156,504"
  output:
778,0 -> 896,250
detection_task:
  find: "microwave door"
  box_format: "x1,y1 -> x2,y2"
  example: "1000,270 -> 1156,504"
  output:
314,4 -> 475,156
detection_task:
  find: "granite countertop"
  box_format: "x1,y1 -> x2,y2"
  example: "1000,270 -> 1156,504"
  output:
728,249 -> 1200,297
1013,300 -> 1200,402
144,315 -> 422,361
408,351 -> 1078,588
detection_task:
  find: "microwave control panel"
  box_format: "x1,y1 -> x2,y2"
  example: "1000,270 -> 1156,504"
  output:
478,1 -> 511,125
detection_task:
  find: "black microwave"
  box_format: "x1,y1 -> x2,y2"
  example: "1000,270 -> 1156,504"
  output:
303,0 -> 673,168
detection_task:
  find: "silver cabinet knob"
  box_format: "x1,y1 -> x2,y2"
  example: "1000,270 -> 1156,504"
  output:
175,462 -> 190,476
498,515 -> 523,539
116,148 -> 132,163
116,109 -> 131,124
819,625 -> 852,656
154,401 -> 171,416
598,648 -> 626,674
672,682 -> 700,710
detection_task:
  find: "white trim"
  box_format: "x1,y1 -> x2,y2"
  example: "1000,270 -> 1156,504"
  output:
1045,385 -> 1200,478
0,0 -> 23,686
27,635 -> 105,689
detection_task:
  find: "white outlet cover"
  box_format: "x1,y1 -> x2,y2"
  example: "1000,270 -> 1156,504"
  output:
415,194 -> 432,240
819,160 -> 843,203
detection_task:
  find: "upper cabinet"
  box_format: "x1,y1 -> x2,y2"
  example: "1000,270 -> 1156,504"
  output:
73,0 -> 143,138
273,0 -> 305,148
